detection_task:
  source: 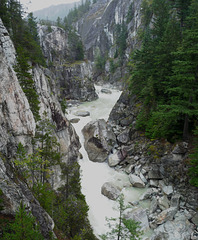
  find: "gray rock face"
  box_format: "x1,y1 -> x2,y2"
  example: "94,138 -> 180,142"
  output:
32,66 -> 81,179
0,19 -> 16,66
77,0 -> 142,61
82,119 -> 116,162
38,25 -> 98,102
101,182 -> 121,200
152,212 -> 194,240
0,22 -> 35,157
0,19 -> 81,238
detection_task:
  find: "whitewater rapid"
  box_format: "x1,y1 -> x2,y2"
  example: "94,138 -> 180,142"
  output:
67,85 -> 147,238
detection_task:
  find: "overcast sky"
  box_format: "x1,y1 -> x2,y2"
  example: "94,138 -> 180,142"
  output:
19,0 -> 79,12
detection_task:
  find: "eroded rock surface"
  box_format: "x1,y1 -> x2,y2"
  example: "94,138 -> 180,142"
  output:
82,119 -> 116,162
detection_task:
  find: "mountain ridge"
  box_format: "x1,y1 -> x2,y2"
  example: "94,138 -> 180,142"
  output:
33,2 -> 80,21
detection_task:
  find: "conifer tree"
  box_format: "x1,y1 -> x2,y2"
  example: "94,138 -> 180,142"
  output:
4,202 -> 44,240
14,47 -> 41,122
167,0 -> 198,140
100,195 -> 142,240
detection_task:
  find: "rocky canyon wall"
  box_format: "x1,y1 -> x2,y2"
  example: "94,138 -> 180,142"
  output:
0,18 -> 81,238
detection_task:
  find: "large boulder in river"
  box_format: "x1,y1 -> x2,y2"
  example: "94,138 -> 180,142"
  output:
101,182 -> 121,200
82,119 -> 117,162
129,174 -> 145,188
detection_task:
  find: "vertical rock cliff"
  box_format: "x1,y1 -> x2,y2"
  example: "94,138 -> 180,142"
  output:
38,25 -> 98,102
0,18 -> 81,238
76,0 -> 142,86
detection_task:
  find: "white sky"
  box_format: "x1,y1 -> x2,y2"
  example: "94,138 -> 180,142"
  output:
19,0 -> 79,12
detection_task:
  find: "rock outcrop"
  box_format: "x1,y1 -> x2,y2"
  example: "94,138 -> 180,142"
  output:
107,90 -> 198,238
38,25 -> 98,102
77,0 -> 142,61
0,18 -> 81,238
82,119 -> 116,162
76,0 -> 142,86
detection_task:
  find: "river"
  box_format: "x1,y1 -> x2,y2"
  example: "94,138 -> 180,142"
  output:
67,85 -> 147,238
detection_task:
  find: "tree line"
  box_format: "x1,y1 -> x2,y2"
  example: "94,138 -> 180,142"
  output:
128,0 -> 198,187
129,0 -> 198,141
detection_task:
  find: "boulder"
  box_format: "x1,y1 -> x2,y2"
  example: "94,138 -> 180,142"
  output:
101,182 -> 121,200
170,194 -> 181,208
155,207 -> 177,225
124,207 -> 150,231
101,88 -> 112,94
152,211 -> 194,240
148,170 -> 162,180
74,110 -> 90,117
162,185 -> 173,196
108,150 -> 121,167
191,212 -> 198,226
158,195 -> 170,211
150,197 -> 158,214
172,142 -> 188,161
82,119 -> 116,162
117,129 -> 130,144
70,118 -> 80,123
129,174 -> 145,188
149,180 -> 159,188
140,188 -> 158,200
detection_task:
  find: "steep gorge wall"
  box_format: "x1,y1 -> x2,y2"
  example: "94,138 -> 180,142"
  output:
76,0 -> 142,86
38,25 -> 98,102
0,19 -> 81,238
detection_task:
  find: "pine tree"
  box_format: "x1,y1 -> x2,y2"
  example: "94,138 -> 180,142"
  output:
14,46 -> 41,122
100,195 -> 142,240
189,128 -> 198,187
4,202 -> 44,240
165,0 -> 198,140
34,112 -> 61,184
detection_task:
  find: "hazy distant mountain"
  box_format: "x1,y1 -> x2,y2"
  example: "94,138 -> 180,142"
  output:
33,2 -> 80,21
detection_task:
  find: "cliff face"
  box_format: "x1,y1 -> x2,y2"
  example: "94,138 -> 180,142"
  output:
0,19 -> 81,238
38,25 -> 98,101
75,0 -> 142,86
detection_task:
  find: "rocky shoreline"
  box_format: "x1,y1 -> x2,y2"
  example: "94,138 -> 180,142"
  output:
81,90 -> 198,240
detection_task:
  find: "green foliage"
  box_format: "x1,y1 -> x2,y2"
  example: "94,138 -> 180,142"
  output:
34,112 -> 61,184
60,98 -> 68,114
52,161 -> 96,239
189,128 -> 198,187
32,183 -> 56,215
141,0 -> 153,26
100,195 -> 142,240
68,30 -> 84,61
126,3 -> 135,23
0,189 -> 4,212
128,0 -> 198,141
14,49 -> 41,121
114,23 -> 128,62
109,59 -> 116,73
66,0 -> 91,26
4,202 -> 44,240
94,49 -> 106,72
1,1 -> 48,122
